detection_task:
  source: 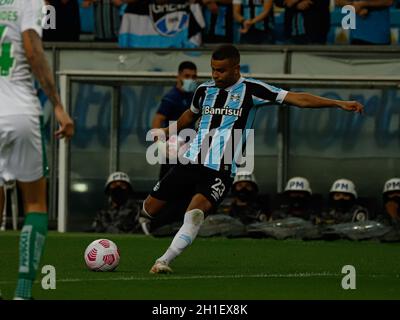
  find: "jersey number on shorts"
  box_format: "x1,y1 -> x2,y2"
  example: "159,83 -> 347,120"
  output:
0,25 -> 15,77
211,178 -> 226,201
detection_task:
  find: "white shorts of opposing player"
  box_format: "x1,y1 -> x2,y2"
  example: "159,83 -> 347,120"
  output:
0,115 -> 47,186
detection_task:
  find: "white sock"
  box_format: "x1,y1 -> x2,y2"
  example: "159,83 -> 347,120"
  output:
157,209 -> 204,265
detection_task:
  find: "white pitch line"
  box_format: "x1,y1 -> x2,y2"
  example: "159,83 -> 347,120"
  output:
0,272 -> 340,284
0,272 -> 397,285
59,272 -> 342,283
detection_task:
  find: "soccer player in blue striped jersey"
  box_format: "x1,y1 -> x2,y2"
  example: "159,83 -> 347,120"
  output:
143,44 -> 364,274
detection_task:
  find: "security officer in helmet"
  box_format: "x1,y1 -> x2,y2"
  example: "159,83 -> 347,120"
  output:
105,172 -> 133,206
91,172 -> 142,233
377,178 -> 400,227
270,177 -> 314,221
316,178 -> 368,225
228,171 -> 269,224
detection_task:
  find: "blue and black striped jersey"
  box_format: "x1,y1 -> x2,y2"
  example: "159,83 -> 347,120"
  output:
184,77 -> 288,176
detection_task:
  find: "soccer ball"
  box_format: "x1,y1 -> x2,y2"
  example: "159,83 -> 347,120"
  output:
157,134 -> 189,160
84,239 -> 120,271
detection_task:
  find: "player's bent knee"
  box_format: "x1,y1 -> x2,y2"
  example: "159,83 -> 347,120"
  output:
184,209 -> 204,227
187,194 -> 213,214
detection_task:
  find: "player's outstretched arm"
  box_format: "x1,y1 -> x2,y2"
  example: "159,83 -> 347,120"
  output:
156,109 -> 200,140
152,113 -> 167,130
283,92 -> 364,114
22,30 -> 74,140
176,109 -> 200,132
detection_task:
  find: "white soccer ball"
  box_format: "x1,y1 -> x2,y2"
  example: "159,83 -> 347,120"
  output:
157,134 -> 189,160
167,135 -> 186,159
84,239 -> 120,271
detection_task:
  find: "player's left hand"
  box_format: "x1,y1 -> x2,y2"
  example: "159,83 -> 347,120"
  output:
54,105 -> 75,140
339,101 -> 364,114
240,19 -> 253,34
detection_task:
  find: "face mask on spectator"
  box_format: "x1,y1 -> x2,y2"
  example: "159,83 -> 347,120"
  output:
288,196 -> 308,210
384,196 -> 400,216
182,79 -> 197,92
331,199 -> 354,212
110,187 -> 129,206
234,186 -> 256,202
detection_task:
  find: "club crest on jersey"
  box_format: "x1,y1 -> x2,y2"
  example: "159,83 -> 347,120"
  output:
203,106 -> 243,117
230,93 -> 241,102
149,3 -> 190,37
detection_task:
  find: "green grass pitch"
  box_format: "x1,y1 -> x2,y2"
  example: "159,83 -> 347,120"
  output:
1,231 -> 399,300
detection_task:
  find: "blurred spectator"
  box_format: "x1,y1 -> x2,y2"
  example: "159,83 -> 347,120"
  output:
227,171 -> 269,224
202,0 -> 234,43
152,61 -> 198,180
78,0 -> 95,35
233,0 -> 275,44
81,0 -> 125,41
377,178 -> 400,227
270,177 -> 316,221
335,0 -> 393,45
119,0 -> 205,48
275,0 -> 330,44
91,172 -> 142,233
43,0 -> 81,42
316,179 -> 369,225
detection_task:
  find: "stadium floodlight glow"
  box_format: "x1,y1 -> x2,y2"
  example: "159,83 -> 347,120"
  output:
71,183 -> 89,193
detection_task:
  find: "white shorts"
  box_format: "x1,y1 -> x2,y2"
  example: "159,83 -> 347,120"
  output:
0,114 -> 48,187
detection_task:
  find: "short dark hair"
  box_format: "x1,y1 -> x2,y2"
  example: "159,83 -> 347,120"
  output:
178,61 -> 197,73
212,45 -> 240,65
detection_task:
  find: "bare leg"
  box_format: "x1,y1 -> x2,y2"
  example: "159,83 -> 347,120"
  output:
143,195 -> 167,217
139,195 -> 168,235
186,193 -> 213,214
17,177 -> 47,213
